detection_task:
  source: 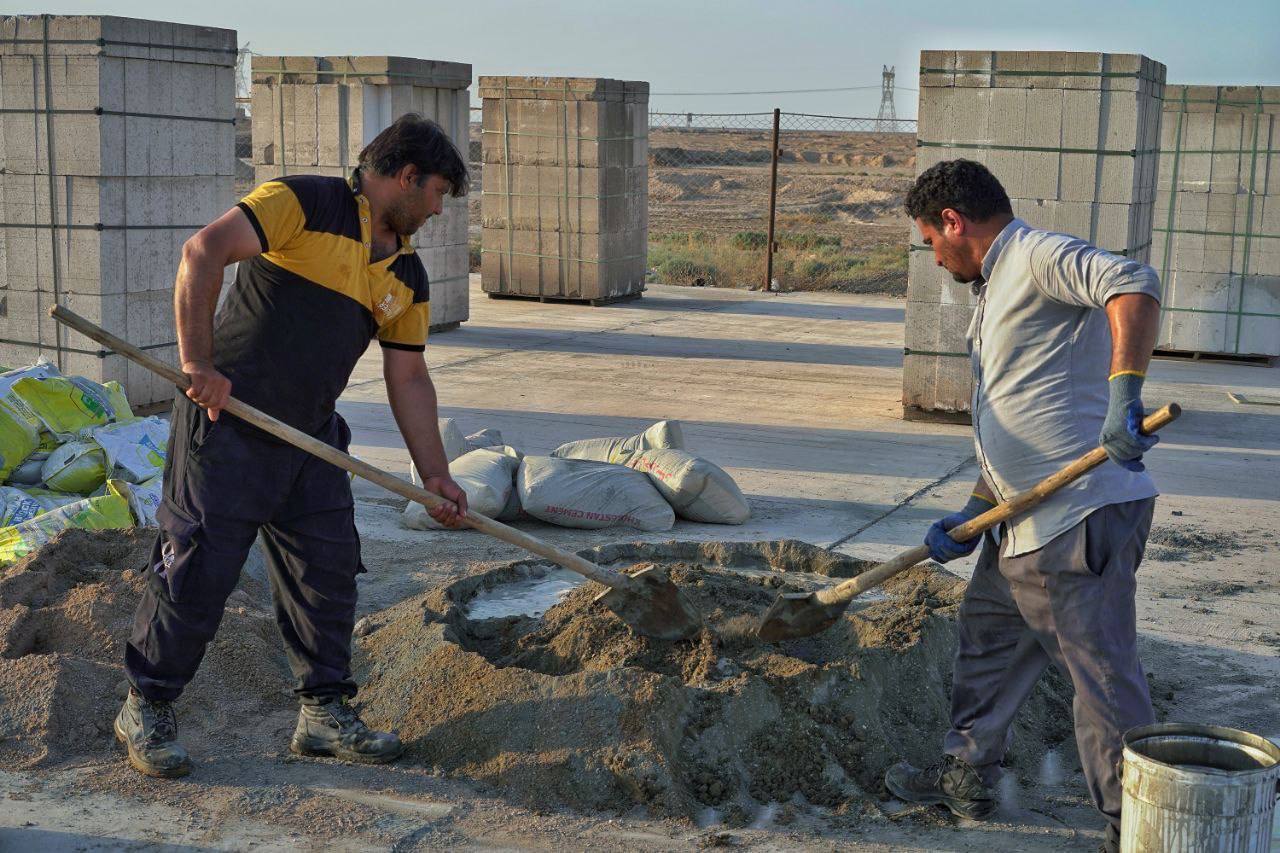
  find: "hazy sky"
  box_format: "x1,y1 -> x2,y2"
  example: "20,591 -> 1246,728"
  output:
41,0 -> 1280,117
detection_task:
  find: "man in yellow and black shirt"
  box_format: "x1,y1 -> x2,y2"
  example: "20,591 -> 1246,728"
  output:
115,115 -> 470,778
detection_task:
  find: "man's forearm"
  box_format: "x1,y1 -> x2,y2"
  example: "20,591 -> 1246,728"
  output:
174,242 -> 227,369
387,374 -> 451,478
1105,293 -> 1160,377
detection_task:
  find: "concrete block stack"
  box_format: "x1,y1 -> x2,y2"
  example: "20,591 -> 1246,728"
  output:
903,50 -> 1165,419
1152,85 -> 1280,357
0,14 -> 236,407
251,56 -> 472,330
479,76 -> 648,303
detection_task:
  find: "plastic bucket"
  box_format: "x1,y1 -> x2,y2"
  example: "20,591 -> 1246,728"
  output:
1121,723 -> 1280,852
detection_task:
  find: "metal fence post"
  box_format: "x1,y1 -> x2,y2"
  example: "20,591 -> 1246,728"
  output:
764,107 -> 780,291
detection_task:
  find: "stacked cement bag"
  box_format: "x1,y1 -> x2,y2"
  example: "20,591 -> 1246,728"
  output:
409,420 -> 504,488
623,449 -> 750,524
550,420 -> 683,464
0,360 -> 164,565
399,418 -> 748,532
404,446 -> 522,530
551,421 -> 750,524
517,456 -> 674,532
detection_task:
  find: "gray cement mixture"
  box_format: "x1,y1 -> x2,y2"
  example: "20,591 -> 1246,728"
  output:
354,540 -> 1076,824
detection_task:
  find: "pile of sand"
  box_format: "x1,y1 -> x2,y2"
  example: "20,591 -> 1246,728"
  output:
355,540 -> 1075,823
0,529 -> 289,769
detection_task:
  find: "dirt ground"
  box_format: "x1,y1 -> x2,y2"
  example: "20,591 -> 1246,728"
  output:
1,280 -> 1277,851
468,126 -> 916,244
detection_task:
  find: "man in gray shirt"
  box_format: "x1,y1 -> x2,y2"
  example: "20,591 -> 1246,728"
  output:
884,160 -> 1162,853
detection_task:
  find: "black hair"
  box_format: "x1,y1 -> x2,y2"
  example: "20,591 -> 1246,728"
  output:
904,159 -> 1012,227
358,113 -> 470,197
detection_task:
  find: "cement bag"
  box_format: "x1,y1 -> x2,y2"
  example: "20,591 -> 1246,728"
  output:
0,365 -> 55,477
0,480 -> 134,566
402,447 -> 520,531
24,489 -> 83,513
464,428 -> 505,452
550,420 -> 684,464
104,381 -> 134,420
5,451 -> 47,486
124,476 -> 162,527
518,456 -> 675,531
409,418 -> 469,487
439,418 -> 466,462
626,449 -> 750,524
87,416 -> 168,483
41,441 -> 108,494
0,486 -> 48,526
0,408 -> 39,482
10,376 -> 114,440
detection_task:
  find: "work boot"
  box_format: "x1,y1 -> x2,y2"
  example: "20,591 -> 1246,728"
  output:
884,754 -> 996,819
114,689 -> 191,778
290,698 -> 403,764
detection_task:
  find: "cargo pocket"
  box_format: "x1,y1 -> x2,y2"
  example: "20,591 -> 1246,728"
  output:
154,499 -> 203,603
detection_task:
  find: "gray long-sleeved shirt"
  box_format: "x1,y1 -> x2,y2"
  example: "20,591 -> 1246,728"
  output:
968,219 -> 1161,556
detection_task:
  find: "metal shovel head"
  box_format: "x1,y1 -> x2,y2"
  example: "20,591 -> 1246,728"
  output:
756,591 -> 850,642
594,565 -> 703,642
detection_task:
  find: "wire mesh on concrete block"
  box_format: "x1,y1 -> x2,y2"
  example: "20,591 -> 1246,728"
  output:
769,112 -> 915,293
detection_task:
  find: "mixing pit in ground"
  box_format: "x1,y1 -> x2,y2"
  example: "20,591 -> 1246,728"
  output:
354,539 -> 1077,826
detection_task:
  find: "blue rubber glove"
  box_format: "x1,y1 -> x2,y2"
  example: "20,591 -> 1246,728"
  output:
925,493 -> 996,563
1099,371 -> 1159,472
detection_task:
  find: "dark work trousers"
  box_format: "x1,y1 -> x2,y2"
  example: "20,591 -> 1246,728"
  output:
125,397 -> 364,706
943,497 -> 1156,834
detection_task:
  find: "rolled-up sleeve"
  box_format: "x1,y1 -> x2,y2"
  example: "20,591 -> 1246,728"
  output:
1026,232 -> 1162,309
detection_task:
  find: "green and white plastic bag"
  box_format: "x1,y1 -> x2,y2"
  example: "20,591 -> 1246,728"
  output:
0,480 -> 134,566
5,451 -> 49,486
10,375 -> 119,440
124,476 -> 162,527
88,416 -> 168,483
41,441 -> 108,494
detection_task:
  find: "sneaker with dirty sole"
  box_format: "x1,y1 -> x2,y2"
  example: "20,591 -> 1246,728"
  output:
290,698 -> 403,764
114,689 -> 191,779
884,754 -> 995,819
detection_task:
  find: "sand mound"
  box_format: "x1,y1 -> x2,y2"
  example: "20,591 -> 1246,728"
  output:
0,529 -> 289,769
356,540 -> 1074,823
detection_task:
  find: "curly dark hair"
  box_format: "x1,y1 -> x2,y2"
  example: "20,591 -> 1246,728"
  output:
904,159 -> 1011,227
358,113 -> 470,197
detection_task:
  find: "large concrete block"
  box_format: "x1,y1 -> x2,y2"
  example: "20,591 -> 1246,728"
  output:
480,76 -> 647,302
907,49 -> 1165,415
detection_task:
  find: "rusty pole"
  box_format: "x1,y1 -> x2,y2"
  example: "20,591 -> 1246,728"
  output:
764,107 -> 781,291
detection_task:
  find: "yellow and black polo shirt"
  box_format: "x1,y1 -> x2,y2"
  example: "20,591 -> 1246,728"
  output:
216,170 -> 430,434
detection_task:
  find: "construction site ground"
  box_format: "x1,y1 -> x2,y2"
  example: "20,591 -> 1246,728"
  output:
2,277 -> 1277,851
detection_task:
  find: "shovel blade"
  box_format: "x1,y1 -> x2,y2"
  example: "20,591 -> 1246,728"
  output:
594,566 -> 703,642
756,591 -> 849,642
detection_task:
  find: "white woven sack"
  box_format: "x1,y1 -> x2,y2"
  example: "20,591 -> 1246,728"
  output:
402,447 -> 521,531
626,448 -> 750,524
517,456 -> 674,531
549,420 -> 684,464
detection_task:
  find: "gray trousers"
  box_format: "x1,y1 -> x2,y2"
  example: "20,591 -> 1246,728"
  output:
943,497 -> 1156,830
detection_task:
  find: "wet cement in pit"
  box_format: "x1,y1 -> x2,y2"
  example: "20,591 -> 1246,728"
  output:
355,540 -> 1076,824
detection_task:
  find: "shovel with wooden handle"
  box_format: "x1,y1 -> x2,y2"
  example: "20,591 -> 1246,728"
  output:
51,305 -> 703,642
756,403 -> 1182,642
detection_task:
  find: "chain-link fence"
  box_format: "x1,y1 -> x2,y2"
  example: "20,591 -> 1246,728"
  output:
643,110 -> 915,293
464,105 -> 917,291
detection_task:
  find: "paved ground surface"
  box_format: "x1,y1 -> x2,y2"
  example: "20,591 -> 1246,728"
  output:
3,277 -> 1277,851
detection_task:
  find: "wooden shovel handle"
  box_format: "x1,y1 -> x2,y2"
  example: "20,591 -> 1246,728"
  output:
50,305 -> 629,591
814,403 -> 1181,606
